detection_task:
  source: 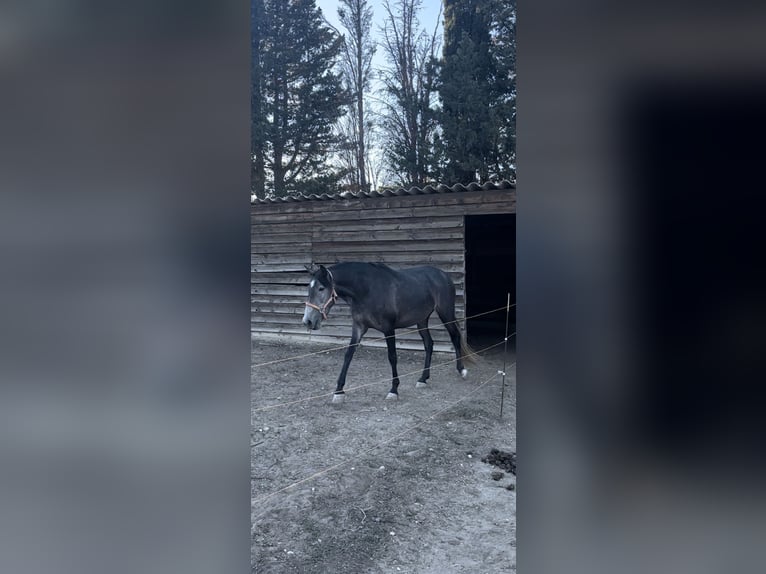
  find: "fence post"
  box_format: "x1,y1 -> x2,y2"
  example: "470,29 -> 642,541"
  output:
500,293 -> 511,417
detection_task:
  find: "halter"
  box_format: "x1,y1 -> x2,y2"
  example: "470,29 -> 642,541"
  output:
305,270 -> 338,320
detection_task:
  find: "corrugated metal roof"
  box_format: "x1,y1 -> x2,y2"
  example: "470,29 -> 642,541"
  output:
251,179 -> 515,204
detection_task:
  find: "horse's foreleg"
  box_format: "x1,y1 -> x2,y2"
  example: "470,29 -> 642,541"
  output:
384,331 -> 400,399
333,324 -> 366,403
416,322 -> 433,388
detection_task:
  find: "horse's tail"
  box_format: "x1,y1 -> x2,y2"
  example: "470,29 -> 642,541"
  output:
460,332 -> 477,364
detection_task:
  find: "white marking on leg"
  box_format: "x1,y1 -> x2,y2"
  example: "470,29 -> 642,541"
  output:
461,369 -> 468,378
386,392 -> 399,400
416,381 -> 428,388
332,393 -> 345,404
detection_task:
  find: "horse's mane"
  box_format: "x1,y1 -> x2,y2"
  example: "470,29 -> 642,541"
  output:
335,261 -> 394,272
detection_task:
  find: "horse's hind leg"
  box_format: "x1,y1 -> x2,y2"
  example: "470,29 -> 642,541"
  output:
416,320 -> 434,388
384,330 -> 401,399
446,322 -> 468,377
436,308 -> 468,377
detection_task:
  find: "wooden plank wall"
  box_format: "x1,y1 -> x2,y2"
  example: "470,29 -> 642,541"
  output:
251,189 -> 516,352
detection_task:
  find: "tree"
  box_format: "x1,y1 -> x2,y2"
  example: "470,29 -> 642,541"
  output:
337,0 -> 376,192
489,0 -> 516,180
438,0 -> 497,184
379,0 -> 441,187
253,0 -> 349,197
251,0 -> 266,198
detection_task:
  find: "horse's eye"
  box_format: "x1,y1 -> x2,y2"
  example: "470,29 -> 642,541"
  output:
318,286 -> 325,292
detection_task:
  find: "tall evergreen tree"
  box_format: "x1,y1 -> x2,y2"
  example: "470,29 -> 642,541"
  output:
251,0 -> 266,199
489,0 -> 516,179
253,0 -> 348,197
379,0 -> 440,186
337,0 -> 376,192
438,0 -> 497,184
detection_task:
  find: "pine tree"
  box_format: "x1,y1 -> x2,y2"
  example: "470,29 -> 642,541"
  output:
490,0 -> 516,180
439,0 -> 497,184
252,0 -> 266,199
253,0 -> 349,197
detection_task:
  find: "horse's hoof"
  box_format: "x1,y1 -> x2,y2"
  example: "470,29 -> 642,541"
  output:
332,393 -> 345,404
386,392 -> 399,400
461,369 -> 468,378
415,381 -> 428,388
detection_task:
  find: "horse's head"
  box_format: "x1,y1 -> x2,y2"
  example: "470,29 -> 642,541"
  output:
302,264 -> 338,330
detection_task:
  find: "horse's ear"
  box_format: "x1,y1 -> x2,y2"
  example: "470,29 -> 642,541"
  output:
304,262 -> 318,275
316,265 -> 331,284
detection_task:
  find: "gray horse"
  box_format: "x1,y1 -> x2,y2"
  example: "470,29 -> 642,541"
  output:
302,262 -> 472,402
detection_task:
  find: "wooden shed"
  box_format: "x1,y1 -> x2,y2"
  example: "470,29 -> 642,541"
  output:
251,181 -> 516,352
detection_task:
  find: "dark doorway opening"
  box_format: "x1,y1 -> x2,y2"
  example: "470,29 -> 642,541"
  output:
464,214 -> 516,350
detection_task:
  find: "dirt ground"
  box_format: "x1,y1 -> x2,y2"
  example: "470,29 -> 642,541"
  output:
252,337 -> 516,574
